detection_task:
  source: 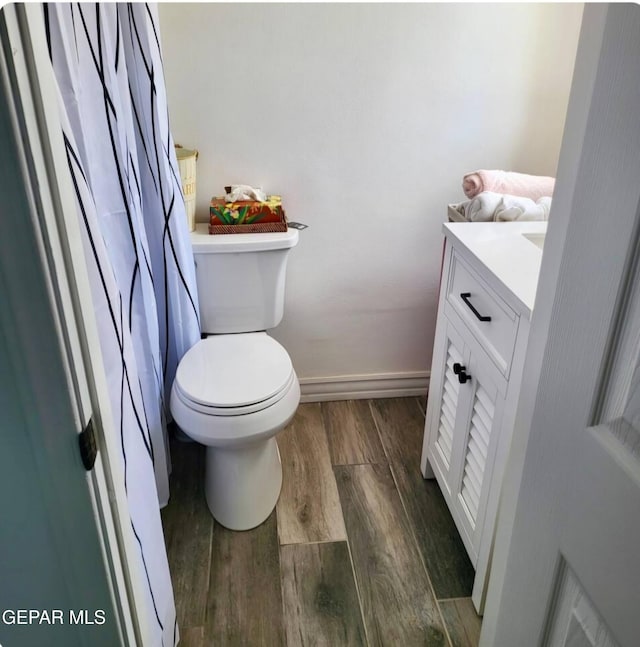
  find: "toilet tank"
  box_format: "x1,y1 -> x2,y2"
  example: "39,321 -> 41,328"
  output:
190,224 -> 299,334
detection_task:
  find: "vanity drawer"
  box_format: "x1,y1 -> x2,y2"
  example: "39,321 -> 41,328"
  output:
445,251 -> 518,377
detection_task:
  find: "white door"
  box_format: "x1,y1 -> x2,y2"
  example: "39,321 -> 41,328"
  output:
482,5 -> 640,646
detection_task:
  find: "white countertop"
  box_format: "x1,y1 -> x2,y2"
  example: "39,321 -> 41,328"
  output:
443,221 -> 547,317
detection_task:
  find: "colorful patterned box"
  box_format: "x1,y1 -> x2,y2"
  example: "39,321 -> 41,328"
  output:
209,195 -> 287,234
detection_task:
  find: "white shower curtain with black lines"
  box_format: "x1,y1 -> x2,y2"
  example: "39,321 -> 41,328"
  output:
45,4 -> 200,645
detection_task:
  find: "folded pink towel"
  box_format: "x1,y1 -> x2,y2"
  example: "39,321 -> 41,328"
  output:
463,170 -> 555,201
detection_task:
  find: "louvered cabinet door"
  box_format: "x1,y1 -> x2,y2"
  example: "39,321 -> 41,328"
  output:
424,317 -> 472,496
437,340 -> 464,468
451,341 -> 507,565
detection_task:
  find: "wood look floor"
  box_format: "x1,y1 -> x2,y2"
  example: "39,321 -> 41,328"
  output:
162,398 -> 481,647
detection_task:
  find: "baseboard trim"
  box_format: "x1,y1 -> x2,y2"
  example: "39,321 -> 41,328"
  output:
299,371 -> 430,403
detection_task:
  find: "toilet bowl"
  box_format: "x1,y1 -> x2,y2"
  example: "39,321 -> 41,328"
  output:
170,332 -> 300,530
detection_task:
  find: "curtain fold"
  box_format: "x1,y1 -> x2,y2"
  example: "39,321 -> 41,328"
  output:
120,3 -> 201,397
45,3 -> 200,645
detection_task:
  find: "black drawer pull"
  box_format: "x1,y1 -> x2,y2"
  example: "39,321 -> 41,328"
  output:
453,362 -> 471,384
460,292 -> 492,322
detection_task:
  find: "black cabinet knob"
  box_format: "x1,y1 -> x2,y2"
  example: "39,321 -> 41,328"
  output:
453,363 -> 471,384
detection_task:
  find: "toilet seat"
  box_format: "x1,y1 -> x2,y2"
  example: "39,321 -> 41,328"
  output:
174,371 -> 296,416
174,333 -> 294,416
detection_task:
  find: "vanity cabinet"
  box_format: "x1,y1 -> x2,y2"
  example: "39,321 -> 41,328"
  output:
421,222 -> 543,614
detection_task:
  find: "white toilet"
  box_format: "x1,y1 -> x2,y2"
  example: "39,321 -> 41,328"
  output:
170,224 -> 300,530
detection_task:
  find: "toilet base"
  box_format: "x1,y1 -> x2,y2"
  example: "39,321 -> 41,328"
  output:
204,437 -> 282,531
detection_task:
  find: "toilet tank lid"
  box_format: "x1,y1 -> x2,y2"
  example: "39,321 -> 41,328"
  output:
191,224 -> 299,253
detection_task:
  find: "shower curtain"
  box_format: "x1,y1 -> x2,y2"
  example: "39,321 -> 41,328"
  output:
45,4 -> 200,645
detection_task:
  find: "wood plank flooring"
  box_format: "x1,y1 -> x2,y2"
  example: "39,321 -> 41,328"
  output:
370,399 -> 475,599
177,626 -> 204,647
205,513 -> 285,646
280,541 -> 366,646
276,404 -> 347,545
322,400 -> 386,466
439,599 -> 482,647
335,463 -> 446,646
162,397 -> 481,646
161,439 -> 212,629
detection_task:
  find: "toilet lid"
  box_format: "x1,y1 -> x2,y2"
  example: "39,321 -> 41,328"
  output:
174,333 -> 293,409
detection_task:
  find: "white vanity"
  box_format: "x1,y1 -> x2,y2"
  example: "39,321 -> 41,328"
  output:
420,220 -> 546,614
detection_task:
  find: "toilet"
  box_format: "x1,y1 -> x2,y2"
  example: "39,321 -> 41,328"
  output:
170,224 -> 300,530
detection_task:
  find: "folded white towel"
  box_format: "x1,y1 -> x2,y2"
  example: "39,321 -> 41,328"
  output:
461,191 -> 551,222
495,195 -> 551,221
463,191 -> 503,222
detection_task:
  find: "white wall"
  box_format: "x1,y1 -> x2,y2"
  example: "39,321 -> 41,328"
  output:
159,3 -> 582,394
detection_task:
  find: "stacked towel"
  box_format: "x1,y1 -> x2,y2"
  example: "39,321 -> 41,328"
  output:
460,191 -> 551,222
496,195 -> 552,222
463,170 -> 555,202
462,192 -> 502,222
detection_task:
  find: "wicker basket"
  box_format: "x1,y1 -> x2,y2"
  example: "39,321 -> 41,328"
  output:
209,214 -> 288,235
447,203 -> 467,222
175,146 -> 198,231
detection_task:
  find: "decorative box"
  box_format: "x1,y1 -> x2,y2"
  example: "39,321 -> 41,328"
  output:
209,195 -> 287,234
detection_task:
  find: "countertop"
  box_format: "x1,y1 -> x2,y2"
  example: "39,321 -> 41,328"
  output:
443,221 -> 547,318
